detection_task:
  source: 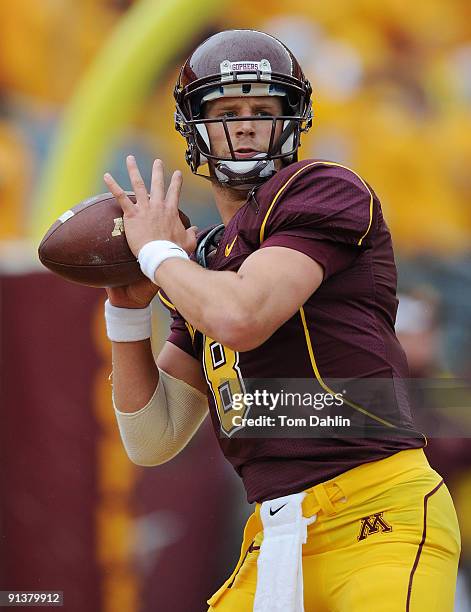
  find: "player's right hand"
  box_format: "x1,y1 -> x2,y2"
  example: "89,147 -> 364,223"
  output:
105,276 -> 159,309
104,156 -> 196,259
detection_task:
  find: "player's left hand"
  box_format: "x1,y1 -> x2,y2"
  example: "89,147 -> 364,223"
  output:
103,155 -> 197,258
105,276 -> 159,309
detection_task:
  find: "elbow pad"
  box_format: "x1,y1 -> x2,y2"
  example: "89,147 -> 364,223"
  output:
113,368 -> 207,466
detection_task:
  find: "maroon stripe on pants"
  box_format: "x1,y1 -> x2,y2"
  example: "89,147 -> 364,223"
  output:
406,479 -> 444,611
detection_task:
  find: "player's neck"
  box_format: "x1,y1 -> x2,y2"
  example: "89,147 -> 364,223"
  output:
211,182 -> 250,226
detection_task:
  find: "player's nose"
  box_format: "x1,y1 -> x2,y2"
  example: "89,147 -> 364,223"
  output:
234,119 -> 256,136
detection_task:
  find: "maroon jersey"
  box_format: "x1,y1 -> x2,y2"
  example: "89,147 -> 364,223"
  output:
160,159 -> 425,503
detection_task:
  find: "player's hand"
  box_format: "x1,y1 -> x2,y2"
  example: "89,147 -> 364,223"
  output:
103,156 -> 197,258
105,277 -> 159,309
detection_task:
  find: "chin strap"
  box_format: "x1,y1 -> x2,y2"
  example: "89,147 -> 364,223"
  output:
214,154 -> 277,190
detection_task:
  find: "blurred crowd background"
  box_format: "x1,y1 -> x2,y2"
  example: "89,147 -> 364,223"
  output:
0,0 -> 470,610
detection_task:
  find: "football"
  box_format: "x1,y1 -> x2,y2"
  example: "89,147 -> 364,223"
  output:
38,192 -> 191,288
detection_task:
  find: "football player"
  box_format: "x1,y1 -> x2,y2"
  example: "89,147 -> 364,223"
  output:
103,30 -> 460,611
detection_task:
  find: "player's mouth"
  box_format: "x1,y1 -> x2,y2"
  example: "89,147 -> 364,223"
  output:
234,148 -> 262,159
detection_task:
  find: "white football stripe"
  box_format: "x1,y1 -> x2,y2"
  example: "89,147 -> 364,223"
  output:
58,210 -> 75,223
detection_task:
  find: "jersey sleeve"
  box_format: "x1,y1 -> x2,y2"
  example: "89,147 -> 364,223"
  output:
259,162 -> 377,279
157,290 -> 195,358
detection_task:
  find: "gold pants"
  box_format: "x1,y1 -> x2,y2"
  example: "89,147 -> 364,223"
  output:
208,449 -> 461,611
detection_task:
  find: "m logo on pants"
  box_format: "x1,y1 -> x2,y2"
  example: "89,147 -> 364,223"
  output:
357,512 -> 392,541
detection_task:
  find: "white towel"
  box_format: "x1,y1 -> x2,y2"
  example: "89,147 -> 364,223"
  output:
253,491 -> 317,612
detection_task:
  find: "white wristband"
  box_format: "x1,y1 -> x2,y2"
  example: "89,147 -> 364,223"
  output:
104,299 -> 152,342
138,240 -> 189,283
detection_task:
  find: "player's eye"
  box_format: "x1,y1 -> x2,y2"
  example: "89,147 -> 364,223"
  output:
217,109 -> 275,119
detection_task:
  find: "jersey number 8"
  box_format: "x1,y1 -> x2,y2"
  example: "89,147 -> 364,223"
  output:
202,336 -> 247,436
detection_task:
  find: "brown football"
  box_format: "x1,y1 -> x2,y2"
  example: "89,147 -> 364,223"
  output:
38,192 -> 191,288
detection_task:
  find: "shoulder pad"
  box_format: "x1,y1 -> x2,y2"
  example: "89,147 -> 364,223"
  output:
195,223 -> 225,268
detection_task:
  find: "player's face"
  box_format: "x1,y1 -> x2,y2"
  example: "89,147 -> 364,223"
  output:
203,97 -> 284,164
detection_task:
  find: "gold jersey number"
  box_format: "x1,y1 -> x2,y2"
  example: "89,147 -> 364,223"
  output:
202,335 -> 246,436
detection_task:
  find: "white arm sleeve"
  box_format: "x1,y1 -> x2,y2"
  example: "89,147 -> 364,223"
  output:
113,368 -> 208,466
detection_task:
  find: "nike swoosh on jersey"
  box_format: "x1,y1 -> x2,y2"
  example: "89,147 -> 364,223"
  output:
224,235 -> 238,257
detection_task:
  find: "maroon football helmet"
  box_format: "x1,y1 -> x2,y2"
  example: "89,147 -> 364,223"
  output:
174,29 -> 313,189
